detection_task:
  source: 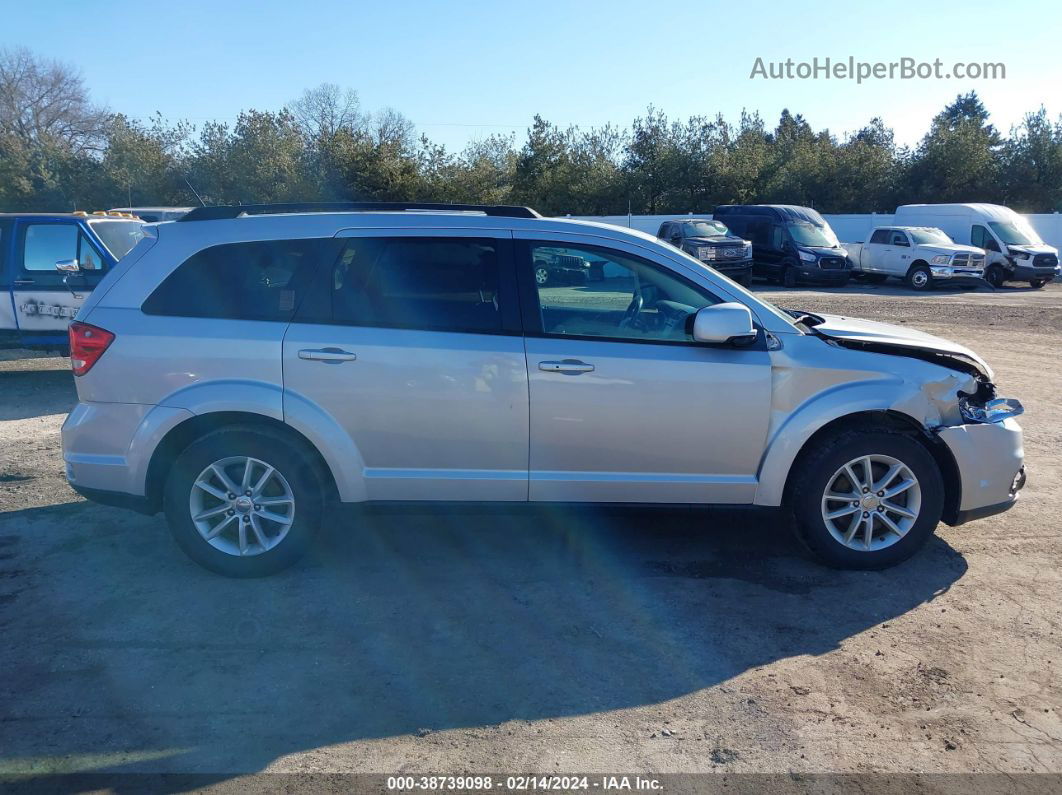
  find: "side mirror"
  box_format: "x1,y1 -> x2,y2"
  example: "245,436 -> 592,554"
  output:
55,258 -> 81,273
691,302 -> 757,345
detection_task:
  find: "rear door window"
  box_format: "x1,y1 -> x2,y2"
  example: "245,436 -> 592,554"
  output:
324,237 -> 516,334
869,229 -> 891,244
142,239 -> 329,321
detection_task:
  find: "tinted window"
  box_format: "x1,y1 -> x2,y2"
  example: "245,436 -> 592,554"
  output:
869,229 -> 891,244
330,237 -> 503,333
23,223 -> 78,271
657,223 -> 669,239
720,217 -> 747,237
971,225 -> 989,248
143,239 -> 326,320
889,231 -> 909,246
746,221 -> 770,247
527,243 -> 720,343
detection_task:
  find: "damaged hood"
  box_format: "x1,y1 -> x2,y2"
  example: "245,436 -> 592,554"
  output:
810,313 -> 994,380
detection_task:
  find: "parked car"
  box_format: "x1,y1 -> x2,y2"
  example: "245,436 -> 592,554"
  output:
110,206 -> 194,223
0,211 -> 146,349
656,218 -> 753,285
532,246 -> 592,285
893,204 -> 1059,288
843,226 -> 986,290
713,205 -> 850,287
62,201 -> 1025,577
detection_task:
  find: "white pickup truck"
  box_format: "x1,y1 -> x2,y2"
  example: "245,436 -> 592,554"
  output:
843,226 -> 986,290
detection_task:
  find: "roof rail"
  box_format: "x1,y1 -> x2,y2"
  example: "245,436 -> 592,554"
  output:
177,202 -> 541,222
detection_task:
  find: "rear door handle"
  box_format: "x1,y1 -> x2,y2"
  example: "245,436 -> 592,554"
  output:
298,348 -> 357,363
539,359 -> 594,374
13,279 -> 34,286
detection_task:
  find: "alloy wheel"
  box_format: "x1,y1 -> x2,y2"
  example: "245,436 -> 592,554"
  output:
820,454 -> 921,551
189,456 -> 295,557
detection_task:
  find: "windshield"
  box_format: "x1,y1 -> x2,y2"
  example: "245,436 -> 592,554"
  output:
89,220 -> 146,259
908,227 -> 954,245
787,221 -> 839,248
988,220 -> 1043,246
683,221 -> 730,238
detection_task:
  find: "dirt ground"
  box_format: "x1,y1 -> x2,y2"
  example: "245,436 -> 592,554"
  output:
1,281 -> 1060,784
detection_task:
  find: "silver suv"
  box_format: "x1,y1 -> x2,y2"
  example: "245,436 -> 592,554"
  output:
61,202 -> 1027,577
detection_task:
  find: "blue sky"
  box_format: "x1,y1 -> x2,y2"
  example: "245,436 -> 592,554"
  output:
5,0 -> 1060,150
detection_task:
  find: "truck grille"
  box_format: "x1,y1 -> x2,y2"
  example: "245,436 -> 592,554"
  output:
1034,253 -> 1058,268
819,256 -> 847,270
719,246 -> 745,259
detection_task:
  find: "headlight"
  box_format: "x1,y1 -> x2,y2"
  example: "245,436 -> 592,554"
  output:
745,244 -> 753,257
931,255 -> 951,265
797,250 -> 816,262
696,247 -> 715,260
1008,248 -> 1030,260
959,396 -> 1024,424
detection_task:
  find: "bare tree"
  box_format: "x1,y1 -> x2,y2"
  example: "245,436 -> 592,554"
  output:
289,83 -> 363,140
0,47 -> 109,153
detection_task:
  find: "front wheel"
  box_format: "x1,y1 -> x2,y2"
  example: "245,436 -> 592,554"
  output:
905,265 -> 932,291
984,265 -> 1006,288
782,264 -> 799,288
789,430 -> 944,570
163,427 -> 325,577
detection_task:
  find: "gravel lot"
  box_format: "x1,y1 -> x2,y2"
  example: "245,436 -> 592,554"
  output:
1,282 -> 1060,783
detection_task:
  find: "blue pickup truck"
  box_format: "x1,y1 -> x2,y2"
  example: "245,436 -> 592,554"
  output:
0,212 -> 146,349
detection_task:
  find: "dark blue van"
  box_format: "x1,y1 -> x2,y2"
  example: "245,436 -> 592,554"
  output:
712,205 -> 850,287
0,212 -> 145,349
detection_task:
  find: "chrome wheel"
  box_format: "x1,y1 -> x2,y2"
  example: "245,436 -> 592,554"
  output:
820,454 -> 921,552
189,456 -> 295,557
535,266 -> 550,285
910,270 -> 929,288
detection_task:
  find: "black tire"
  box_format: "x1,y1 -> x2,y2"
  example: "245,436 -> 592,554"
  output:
984,265 -> 1006,288
782,264 -> 799,288
866,274 -> 889,284
1029,279 -> 1046,289
163,426 -> 326,577
788,429 -> 944,570
905,265 -> 932,291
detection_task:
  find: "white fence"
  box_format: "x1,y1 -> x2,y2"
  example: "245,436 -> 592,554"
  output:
566,212 -> 1062,251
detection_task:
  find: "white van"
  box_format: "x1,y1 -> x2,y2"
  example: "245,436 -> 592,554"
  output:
893,204 -> 1059,288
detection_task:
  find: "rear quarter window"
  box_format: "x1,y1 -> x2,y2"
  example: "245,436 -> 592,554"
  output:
142,239 -> 329,321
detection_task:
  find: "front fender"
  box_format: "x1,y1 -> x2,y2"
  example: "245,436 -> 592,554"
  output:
753,370 -> 967,506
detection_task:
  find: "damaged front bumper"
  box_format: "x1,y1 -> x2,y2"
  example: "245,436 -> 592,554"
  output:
936,417 -> 1025,526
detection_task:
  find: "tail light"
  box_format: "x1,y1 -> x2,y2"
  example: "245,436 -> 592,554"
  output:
68,322 -> 115,376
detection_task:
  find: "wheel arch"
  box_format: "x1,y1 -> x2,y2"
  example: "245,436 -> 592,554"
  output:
143,411 -> 340,514
776,409 -> 961,523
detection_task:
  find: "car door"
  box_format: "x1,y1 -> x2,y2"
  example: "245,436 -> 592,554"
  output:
515,234 -> 773,504
13,219 -> 107,336
283,228 -> 530,502
865,228 -> 892,272
885,230 -> 911,274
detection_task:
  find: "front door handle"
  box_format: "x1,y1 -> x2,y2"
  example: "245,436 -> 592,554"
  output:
13,279 -> 34,286
539,359 -> 594,374
298,348 -> 357,363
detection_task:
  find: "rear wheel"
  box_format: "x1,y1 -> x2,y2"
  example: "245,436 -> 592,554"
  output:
534,265 -> 550,286
789,429 -> 944,570
1029,278 -> 1047,289
163,427 -> 325,577
905,265 -> 932,291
